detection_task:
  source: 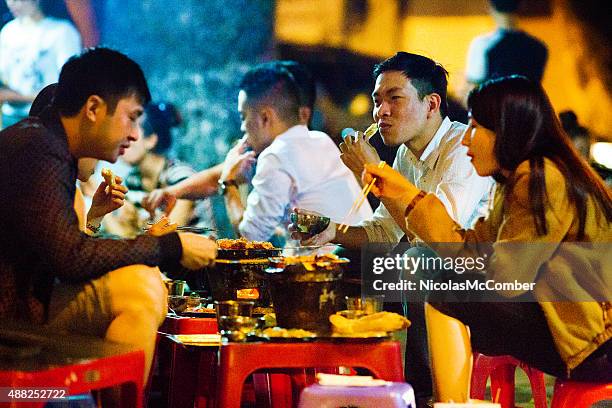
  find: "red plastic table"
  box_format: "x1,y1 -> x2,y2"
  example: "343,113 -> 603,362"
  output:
215,340 -> 404,408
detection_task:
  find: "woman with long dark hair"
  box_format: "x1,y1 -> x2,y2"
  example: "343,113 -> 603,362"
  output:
363,76 -> 612,401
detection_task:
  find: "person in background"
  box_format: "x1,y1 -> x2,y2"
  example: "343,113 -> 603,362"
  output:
217,63 -> 372,240
362,76 -> 612,402
559,110 -> 590,159
0,0 -> 81,127
463,0 -> 547,101
141,61 -> 364,240
103,102 -> 215,238
293,52 -> 493,406
0,48 -> 217,382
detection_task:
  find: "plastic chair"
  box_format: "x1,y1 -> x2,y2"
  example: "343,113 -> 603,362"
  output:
215,340 -> 404,408
470,353 -> 547,408
0,349 -> 145,408
550,379 -> 612,408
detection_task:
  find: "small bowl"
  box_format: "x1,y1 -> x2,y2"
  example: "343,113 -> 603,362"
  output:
345,295 -> 384,315
214,300 -> 255,319
290,209 -> 330,235
218,315 -> 258,342
168,295 -> 188,312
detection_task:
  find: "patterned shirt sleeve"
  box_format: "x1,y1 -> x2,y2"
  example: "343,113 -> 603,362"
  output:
8,130 -> 182,283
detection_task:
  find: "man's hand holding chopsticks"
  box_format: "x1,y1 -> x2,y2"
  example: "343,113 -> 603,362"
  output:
339,130 -> 381,181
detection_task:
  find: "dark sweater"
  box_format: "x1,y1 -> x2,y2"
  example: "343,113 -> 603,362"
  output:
0,109 -> 182,323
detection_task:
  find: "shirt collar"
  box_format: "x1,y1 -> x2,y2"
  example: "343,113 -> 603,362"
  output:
38,106 -> 78,168
262,124 -> 308,155
277,124 -> 308,140
416,117 -> 452,169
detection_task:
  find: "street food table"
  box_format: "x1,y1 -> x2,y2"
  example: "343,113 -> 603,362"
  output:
164,331 -> 404,408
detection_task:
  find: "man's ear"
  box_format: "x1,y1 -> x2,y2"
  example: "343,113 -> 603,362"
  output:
298,107 -> 312,125
259,106 -> 275,128
84,95 -> 106,122
145,133 -> 159,151
426,93 -> 442,118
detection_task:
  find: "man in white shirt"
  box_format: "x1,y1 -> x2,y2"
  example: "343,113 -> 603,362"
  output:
141,62 -> 372,241
0,0 -> 81,127
296,52 -> 493,406
220,63 -> 372,241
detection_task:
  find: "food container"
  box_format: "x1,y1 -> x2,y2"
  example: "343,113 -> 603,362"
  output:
207,258 -> 275,306
209,240 -> 281,305
290,209 -> 330,235
265,255 -> 348,333
165,279 -> 186,296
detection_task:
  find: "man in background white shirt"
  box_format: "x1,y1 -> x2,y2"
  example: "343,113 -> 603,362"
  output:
220,63 -> 372,241
0,0 -> 81,127
295,52 -> 493,407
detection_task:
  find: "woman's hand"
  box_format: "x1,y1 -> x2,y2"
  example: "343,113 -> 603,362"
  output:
87,175 -> 128,221
362,163 -> 418,200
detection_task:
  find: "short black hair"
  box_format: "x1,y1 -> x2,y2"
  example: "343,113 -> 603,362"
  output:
373,52 -> 449,117
274,60 -> 316,110
54,47 -> 151,117
30,83 -> 57,117
142,102 -> 181,154
490,0 -> 520,13
239,64 -> 300,124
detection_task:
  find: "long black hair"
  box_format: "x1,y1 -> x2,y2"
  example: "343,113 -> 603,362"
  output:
468,76 -> 612,239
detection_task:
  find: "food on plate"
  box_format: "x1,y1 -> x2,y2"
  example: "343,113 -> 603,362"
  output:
261,327 -> 316,339
184,305 -> 215,314
275,253 -> 347,271
217,238 -> 275,250
329,311 -> 410,334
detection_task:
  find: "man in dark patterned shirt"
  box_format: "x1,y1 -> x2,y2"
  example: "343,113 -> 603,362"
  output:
0,47 -> 217,378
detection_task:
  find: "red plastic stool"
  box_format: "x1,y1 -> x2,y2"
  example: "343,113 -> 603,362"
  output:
156,316 -> 218,407
160,315 -> 218,335
0,349 -> 145,408
471,353 -> 547,408
215,340 -> 404,408
551,379 -> 612,408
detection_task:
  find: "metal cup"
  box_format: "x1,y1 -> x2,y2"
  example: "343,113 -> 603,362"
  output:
217,315 -> 258,342
214,300 -> 256,342
344,295 -> 384,315
214,300 -> 254,326
166,280 -> 186,296
290,209 -> 330,235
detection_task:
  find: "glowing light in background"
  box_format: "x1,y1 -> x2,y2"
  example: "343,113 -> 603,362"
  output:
591,142 -> 612,170
349,93 -> 371,116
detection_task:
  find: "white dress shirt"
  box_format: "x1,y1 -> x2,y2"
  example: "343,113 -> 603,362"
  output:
361,117 -> 493,243
239,125 -> 373,241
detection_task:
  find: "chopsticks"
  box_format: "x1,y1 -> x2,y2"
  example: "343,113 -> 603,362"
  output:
337,160 -> 385,234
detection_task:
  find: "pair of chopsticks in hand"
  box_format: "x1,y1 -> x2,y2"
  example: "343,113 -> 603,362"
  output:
337,160 -> 385,233
337,123 -> 382,234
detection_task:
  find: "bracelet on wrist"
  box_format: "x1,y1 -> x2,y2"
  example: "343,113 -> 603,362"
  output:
86,222 -> 101,233
404,190 -> 427,219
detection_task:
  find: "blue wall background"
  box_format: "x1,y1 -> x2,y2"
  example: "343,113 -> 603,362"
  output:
102,0 -> 273,169
101,0 -> 274,236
